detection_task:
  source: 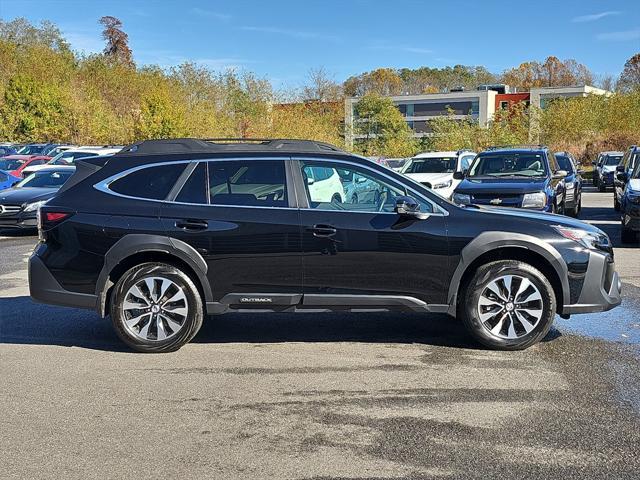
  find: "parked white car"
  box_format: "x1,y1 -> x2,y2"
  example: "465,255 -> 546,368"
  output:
20,147 -> 121,177
401,150 -> 476,199
303,165 -> 346,204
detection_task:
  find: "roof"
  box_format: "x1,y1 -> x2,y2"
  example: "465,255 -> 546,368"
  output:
117,138 -> 346,156
599,151 -> 624,155
412,151 -> 459,159
32,165 -> 76,173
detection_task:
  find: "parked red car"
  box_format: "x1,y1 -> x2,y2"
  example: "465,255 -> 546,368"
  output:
0,155 -> 52,177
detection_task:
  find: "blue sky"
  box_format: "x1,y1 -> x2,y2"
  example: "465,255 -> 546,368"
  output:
2,0 -> 639,88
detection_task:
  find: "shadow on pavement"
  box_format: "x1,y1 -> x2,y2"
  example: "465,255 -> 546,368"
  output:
0,295 -> 561,352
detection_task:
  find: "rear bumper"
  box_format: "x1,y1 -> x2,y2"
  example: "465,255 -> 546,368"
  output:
29,254 -> 98,310
562,251 -> 621,314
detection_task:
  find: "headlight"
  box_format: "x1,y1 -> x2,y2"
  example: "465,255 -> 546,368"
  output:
452,192 -> 471,205
564,181 -> 574,190
553,225 -> 611,250
23,200 -> 48,212
522,191 -> 547,209
432,179 -> 453,189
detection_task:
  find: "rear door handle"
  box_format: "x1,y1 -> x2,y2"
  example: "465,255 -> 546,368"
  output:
307,224 -> 337,237
175,219 -> 208,231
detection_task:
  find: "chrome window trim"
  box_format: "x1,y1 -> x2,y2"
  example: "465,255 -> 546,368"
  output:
294,156 -> 449,216
93,156 -> 449,216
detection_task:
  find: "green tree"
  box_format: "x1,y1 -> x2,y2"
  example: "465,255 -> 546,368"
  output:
353,93 -> 417,157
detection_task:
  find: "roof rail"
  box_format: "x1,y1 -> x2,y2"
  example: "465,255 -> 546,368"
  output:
118,138 -> 345,155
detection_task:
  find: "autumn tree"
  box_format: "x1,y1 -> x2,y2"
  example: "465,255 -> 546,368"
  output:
302,67 -> 342,102
502,56 -> 593,89
344,68 -> 403,97
99,16 -> 134,67
618,53 -> 640,92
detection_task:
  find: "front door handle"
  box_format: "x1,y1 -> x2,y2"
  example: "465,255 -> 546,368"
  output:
175,219 -> 208,231
307,224 -> 337,237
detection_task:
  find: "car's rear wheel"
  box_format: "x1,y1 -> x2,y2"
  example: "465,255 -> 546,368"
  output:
110,262 -> 203,353
460,260 -> 556,350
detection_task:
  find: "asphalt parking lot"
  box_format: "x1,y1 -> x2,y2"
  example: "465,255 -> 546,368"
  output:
1,186 -> 639,479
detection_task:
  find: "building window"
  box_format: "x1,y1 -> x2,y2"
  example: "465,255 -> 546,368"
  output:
500,101 -> 509,110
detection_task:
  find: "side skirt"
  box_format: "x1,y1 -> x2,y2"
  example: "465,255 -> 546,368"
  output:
206,293 -> 450,315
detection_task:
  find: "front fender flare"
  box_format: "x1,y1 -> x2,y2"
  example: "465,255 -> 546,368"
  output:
446,231 -> 569,316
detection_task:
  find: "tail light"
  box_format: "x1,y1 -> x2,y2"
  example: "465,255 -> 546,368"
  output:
38,209 -> 73,241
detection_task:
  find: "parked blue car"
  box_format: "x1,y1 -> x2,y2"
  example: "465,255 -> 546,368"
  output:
452,147 -> 567,214
0,169 -> 21,191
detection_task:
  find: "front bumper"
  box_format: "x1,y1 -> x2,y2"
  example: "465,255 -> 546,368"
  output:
29,254 -> 98,310
562,251 -> 622,314
0,212 -> 37,229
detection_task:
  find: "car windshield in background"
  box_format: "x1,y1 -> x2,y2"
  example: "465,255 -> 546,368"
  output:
405,157 -> 457,174
16,170 -> 73,188
469,153 -> 547,177
555,156 -> 574,174
50,151 -> 99,165
0,159 -> 24,170
604,155 -> 622,166
17,145 -> 44,155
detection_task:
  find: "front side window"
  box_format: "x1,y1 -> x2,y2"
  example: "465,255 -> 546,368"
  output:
469,153 -> 547,178
555,155 -> 574,174
300,160 -> 433,214
110,163 -> 186,200
208,161 -> 287,207
460,154 -> 475,171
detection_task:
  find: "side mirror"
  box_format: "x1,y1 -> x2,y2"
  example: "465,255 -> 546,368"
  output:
395,196 -> 429,220
553,170 -> 568,179
453,171 -> 465,180
616,165 -> 625,172
306,177 -> 315,186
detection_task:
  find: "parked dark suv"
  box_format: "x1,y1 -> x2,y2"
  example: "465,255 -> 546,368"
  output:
615,145 -> 640,244
29,139 -> 621,352
452,146 -> 567,214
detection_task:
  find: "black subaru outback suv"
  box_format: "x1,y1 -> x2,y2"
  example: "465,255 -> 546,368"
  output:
29,139 -> 622,352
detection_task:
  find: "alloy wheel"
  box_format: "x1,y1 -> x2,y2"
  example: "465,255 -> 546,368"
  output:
477,274 -> 544,339
121,276 -> 188,341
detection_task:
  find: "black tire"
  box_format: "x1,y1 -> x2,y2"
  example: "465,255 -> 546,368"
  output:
598,183 -> 605,192
110,262 -> 204,353
614,195 -> 621,212
351,193 -> 358,204
621,227 -> 638,244
459,260 -> 556,350
331,193 -> 342,203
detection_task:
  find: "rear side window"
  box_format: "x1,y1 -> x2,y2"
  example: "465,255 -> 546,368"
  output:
176,162 -> 208,204
208,161 -> 287,207
110,163 -> 186,200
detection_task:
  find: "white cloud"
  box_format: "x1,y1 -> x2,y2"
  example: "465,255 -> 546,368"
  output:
135,49 -> 248,70
596,29 -> 640,41
240,26 -> 340,42
62,29 -> 103,54
369,43 -> 433,55
571,11 -> 620,23
190,8 -> 231,21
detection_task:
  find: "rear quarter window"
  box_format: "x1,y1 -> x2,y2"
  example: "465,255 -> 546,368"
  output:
109,163 -> 186,200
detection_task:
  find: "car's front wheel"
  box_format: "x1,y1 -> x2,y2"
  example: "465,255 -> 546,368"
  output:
460,260 -> 556,350
110,262 -> 204,353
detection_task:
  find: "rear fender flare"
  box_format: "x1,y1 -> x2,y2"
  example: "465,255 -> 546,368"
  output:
96,234 -> 211,316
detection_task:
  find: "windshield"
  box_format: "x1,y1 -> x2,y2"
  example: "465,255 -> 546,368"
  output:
17,145 -> 44,155
469,153 -> 547,177
16,170 -> 73,188
404,157 -> 457,174
603,155 -> 622,166
0,158 -> 24,171
555,155 -> 574,174
49,151 -> 99,165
